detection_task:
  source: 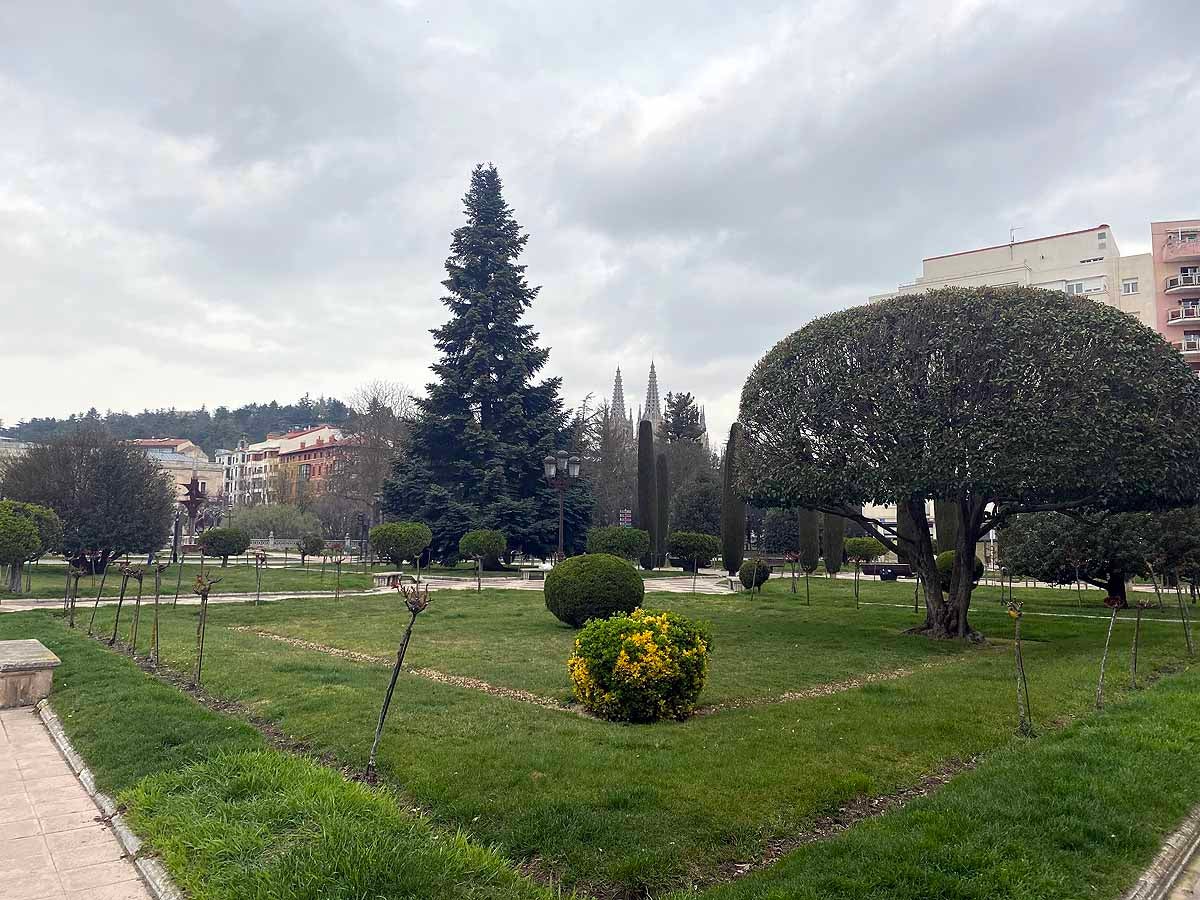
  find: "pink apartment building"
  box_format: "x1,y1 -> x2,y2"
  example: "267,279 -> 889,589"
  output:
1153,220 -> 1200,371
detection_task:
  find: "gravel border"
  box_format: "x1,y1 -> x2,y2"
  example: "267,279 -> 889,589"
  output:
1121,803 -> 1200,900
35,698 -> 186,900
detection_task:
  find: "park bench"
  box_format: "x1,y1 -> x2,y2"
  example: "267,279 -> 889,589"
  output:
0,639 -> 61,708
371,571 -> 418,589
519,567 -> 549,582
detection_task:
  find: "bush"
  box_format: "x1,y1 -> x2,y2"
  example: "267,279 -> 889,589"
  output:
739,558 -> 770,591
845,536 -> 886,565
198,527 -> 251,566
935,549 -> 984,591
228,504 -> 321,540
544,553 -> 645,628
458,529 -> 507,563
668,532 -> 721,572
568,609 -> 713,722
296,533 -> 325,563
671,477 -> 721,535
585,526 -> 650,562
370,522 -> 433,569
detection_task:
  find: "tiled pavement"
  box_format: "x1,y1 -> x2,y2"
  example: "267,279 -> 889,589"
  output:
0,707 -> 152,900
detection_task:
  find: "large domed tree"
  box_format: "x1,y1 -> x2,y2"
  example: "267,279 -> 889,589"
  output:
737,286 -> 1200,640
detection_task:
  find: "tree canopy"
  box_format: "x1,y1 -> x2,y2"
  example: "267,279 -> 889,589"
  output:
1,427 -> 175,570
738,286 -> 1200,638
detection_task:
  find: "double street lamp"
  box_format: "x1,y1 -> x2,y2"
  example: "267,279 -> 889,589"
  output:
543,450 -> 581,562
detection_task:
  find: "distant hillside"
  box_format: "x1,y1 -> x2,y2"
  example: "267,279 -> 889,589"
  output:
1,394 -> 350,457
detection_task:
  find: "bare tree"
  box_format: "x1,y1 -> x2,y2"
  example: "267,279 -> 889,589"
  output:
329,381 -> 415,523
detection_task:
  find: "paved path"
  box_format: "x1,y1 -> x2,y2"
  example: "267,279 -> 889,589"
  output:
1172,850 -> 1200,899
0,707 -> 152,900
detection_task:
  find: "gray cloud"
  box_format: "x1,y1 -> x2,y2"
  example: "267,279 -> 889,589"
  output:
2,0 -> 1198,441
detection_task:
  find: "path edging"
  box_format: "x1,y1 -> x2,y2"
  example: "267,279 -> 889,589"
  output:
36,698 -> 186,900
1121,802 -> 1200,900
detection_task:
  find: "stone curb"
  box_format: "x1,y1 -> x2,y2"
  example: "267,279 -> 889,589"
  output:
1122,803 -> 1200,900
35,699 -> 186,900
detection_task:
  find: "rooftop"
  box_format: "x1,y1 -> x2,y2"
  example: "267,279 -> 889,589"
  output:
923,224 -> 1110,262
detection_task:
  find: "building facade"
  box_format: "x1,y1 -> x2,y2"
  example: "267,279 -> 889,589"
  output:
131,439 -> 225,503
216,425 -> 344,507
276,427 -> 346,502
870,224 -> 1157,330
1152,220 -> 1200,371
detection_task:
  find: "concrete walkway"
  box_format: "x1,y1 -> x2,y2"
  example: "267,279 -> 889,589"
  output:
0,707 -> 152,900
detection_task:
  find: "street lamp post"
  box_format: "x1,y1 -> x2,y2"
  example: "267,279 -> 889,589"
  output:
543,449 -> 581,563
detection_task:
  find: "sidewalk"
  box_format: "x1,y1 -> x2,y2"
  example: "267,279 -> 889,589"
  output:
0,707 -> 152,900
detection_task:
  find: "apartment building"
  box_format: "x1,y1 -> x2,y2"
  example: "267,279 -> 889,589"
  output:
1152,220 -> 1200,371
870,223 -> 1156,330
276,428 -> 347,502
217,425 -> 344,506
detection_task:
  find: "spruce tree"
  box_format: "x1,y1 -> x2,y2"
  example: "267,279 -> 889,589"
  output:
721,423 -> 746,575
382,165 -> 588,560
636,420 -> 658,569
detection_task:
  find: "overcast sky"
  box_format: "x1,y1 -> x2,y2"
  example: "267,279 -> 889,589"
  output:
3,1 -> 1198,441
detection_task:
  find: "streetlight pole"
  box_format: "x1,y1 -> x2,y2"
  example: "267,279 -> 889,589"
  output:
543,449 -> 581,563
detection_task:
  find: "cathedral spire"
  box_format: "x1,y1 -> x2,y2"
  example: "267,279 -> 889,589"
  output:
612,367 -> 627,422
641,361 -> 663,432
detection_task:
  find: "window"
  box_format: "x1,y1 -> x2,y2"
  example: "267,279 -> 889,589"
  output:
1097,231 -> 1107,240
1080,257 -> 1103,264
1065,281 -> 1085,295
1122,279 -> 1138,295
300,464 -> 310,479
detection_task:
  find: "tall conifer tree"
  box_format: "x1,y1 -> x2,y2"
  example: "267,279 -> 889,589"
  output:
382,165 -> 588,560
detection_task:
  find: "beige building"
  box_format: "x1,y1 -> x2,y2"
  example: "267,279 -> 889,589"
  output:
131,439 -> 224,503
217,425 -> 344,506
870,224 -> 1156,330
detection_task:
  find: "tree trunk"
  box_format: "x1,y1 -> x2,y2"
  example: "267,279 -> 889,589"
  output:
368,610 -> 419,773
1096,604 -> 1120,708
1106,570 -> 1129,608
110,575 -> 129,646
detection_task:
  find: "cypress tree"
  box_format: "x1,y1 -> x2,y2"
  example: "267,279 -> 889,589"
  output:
934,499 -> 960,554
823,512 -> 846,576
656,451 -> 670,567
798,507 -> 820,605
636,420 -> 658,569
382,165 -> 586,560
721,423 -> 746,575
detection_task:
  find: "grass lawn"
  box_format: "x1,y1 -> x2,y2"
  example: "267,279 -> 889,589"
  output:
74,576 -> 1196,895
9,560 -> 374,600
0,613 -> 551,900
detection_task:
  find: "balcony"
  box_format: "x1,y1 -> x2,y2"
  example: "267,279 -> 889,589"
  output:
1164,236 -> 1200,263
1167,307 -> 1200,325
1165,272 -> 1200,293
1172,339 -> 1200,354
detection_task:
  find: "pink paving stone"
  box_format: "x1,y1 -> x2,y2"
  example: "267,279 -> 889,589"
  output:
0,709 -> 152,900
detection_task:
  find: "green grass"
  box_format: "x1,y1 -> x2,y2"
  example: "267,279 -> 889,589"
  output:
0,613 -> 551,900
678,667 -> 1200,900
9,560 -> 373,600
76,579 -> 1197,894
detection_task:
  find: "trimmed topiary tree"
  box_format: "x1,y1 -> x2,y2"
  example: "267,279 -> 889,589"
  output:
586,526 -> 650,563
739,558 -> 770,592
459,529 -> 507,591
823,512 -> 845,577
636,420 -> 658,570
0,510 -> 41,596
197,527 -> 251,567
297,533 -> 324,569
721,423 -> 746,575
544,553 -> 645,628
668,532 -> 721,573
568,608 -> 712,722
936,550 -> 983,592
371,522 -> 434,579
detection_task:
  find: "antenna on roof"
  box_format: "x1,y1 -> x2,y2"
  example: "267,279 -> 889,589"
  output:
1009,226 -> 1024,261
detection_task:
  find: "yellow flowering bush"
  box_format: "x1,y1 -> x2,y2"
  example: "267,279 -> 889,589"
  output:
567,609 -> 713,722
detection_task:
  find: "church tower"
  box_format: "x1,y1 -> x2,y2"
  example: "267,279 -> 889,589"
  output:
640,362 -> 664,433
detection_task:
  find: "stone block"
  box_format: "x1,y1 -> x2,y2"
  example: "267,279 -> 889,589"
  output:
0,640 -> 61,708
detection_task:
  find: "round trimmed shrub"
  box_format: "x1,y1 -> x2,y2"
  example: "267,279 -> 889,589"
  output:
668,531 -> 721,572
544,553 -> 644,628
568,609 -> 713,722
197,527 -> 251,566
739,558 -> 770,591
935,550 -> 984,591
586,526 -> 650,562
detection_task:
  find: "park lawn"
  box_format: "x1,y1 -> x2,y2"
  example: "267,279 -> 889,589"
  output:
82,581 -> 1196,895
0,612 -> 553,900
677,665 -> 1200,900
11,559 -> 374,600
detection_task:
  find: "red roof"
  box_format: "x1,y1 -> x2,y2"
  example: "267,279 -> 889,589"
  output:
282,425 -> 337,439
923,225 -> 1110,262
